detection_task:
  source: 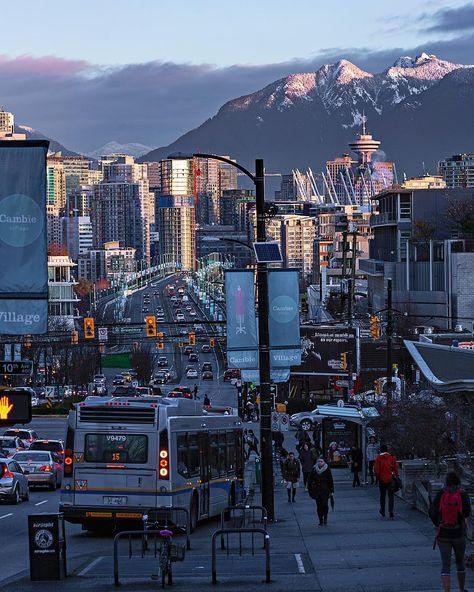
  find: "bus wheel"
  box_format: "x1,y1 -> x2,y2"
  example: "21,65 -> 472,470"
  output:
189,494 -> 198,533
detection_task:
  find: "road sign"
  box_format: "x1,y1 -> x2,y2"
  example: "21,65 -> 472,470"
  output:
98,327 -> 108,342
0,360 -> 33,375
131,380 -> 138,388
0,388 -> 32,425
271,411 -> 280,432
112,326 -> 142,334
279,413 -> 289,432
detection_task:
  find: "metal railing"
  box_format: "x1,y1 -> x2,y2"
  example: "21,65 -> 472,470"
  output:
211,528 -> 271,585
219,505 -> 268,549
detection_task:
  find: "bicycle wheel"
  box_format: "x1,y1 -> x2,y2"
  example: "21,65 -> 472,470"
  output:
160,548 -> 169,588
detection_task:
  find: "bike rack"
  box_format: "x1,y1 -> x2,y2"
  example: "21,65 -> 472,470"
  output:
211,528 -> 270,585
114,529 -> 163,587
142,506 -> 191,550
219,505 -> 268,549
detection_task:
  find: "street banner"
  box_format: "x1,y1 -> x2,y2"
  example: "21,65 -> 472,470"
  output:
268,269 -> 301,367
225,270 -> 258,368
241,368 -> 290,384
0,141 -> 49,334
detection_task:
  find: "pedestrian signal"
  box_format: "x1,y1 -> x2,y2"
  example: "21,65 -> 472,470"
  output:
209,338 -> 215,348
340,352 -> 348,371
145,315 -> 156,337
370,315 -> 380,339
84,318 -> 95,339
189,332 -> 196,346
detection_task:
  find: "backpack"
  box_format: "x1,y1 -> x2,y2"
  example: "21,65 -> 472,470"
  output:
439,490 -> 462,528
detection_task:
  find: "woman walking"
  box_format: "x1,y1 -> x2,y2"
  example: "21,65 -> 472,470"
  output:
308,458 -> 334,525
366,435 -> 380,485
429,471 -> 471,592
299,442 -> 314,490
348,445 -> 363,487
282,452 -> 301,503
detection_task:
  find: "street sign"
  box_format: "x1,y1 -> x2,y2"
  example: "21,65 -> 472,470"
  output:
0,360 -> 33,375
271,411 -> 280,432
0,388 -> 32,425
112,326 -> 142,334
279,413 -> 289,432
131,380 -> 138,388
98,327 -> 108,342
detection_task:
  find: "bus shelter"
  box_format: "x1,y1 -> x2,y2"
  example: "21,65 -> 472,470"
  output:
311,405 -> 379,475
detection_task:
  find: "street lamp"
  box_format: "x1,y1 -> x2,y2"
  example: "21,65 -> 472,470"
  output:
194,154 -> 275,521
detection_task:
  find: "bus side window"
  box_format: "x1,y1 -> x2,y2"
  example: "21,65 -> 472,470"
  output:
188,433 -> 200,477
177,434 -> 189,478
226,431 -> 236,473
209,433 -> 219,479
217,432 -> 226,476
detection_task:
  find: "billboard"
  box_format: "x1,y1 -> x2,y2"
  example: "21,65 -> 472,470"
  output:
225,270 -> 258,369
268,269 -> 301,368
0,141 -> 49,334
322,418 -> 358,467
291,326 -> 357,376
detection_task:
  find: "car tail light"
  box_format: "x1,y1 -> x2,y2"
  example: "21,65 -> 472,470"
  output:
27,438 -> 33,443
40,465 -> 52,472
2,466 -> 13,479
159,431 -> 169,479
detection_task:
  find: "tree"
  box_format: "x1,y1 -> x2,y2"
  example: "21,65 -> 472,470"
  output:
445,196 -> 474,239
48,243 -> 69,256
130,344 -> 155,385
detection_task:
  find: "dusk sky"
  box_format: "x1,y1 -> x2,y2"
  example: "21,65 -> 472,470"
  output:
1,0 -> 474,152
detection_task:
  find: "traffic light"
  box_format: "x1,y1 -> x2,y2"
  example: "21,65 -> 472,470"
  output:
84,317 -> 95,339
189,332 -> 196,346
340,352 -> 348,371
23,335 -> 32,348
157,332 -> 165,350
145,315 -> 156,337
370,314 -> 380,339
71,330 -> 79,345
209,338 -> 215,348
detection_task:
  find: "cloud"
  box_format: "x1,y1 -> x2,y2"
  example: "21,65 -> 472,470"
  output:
423,3 -> 474,33
0,36 -> 473,154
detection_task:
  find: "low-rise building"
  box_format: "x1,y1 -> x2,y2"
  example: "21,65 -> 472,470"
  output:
48,256 -> 80,329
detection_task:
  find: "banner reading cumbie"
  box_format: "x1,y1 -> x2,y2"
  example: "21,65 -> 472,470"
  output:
225,270 -> 258,369
0,141 -> 49,334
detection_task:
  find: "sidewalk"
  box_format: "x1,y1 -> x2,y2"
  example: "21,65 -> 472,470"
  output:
4,462 -> 472,591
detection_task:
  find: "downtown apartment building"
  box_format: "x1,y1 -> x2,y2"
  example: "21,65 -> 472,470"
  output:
78,242 -> 136,284
438,153 -> 474,188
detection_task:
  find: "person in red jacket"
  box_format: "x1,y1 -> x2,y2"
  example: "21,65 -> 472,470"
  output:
375,444 -> 398,518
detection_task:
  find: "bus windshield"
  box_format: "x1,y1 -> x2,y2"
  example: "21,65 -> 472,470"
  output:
84,434 -> 148,463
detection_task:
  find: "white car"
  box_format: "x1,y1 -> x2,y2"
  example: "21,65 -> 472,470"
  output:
186,368 -> 199,379
176,313 -> 185,322
189,310 -> 196,317
0,436 -> 26,457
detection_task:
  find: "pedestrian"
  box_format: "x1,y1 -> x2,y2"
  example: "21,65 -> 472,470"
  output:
193,384 -> 198,398
308,457 -> 334,525
311,424 -> 321,450
254,394 -> 260,420
348,445 -> 363,487
245,429 -> 259,460
282,452 -> 301,503
308,393 -> 316,410
295,427 -> 311,453
245,399 -> 255,422
298,442 -> 314,490
366,435 -> 380,485
203,393 -> 211,407
375,444 -> 398,518
429,471 -> 471,592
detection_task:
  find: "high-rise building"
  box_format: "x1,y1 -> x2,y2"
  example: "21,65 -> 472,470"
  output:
438,154 -> 474,188
275,173 -> 312,201
0,108 -> 26,140
47,205 -> 63,246
78,242 -> 136,283
65,216 -> 93,261
194,156 -> 237,225
219,189 -> 254,227
157,155 -> 196,271
47,156 -> 66,210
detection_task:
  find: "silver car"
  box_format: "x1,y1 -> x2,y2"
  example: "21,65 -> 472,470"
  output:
0,458 -> 29,503
13,451 -> 62,490
0,436 -> 26,457
290,409 -> 321,431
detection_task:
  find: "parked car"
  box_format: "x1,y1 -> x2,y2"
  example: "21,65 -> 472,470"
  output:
0,436 -> 26,457
201,344 -> 211,353
13,451 -> 62,490
0,458 -> 29,503
29,440 -> 64,457
186,367 -> 198,379
3,429 -> 38,449
158,356 -> 168,367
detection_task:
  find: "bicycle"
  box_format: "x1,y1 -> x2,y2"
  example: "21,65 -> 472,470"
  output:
158,529 -> 173,589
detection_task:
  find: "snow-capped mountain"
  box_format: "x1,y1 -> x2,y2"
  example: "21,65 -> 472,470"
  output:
88,141 -> 155,160
141,53 -> 473,175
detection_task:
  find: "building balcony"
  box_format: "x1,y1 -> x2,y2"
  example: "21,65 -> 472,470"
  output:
359,258 -> 385,276
370,212 -> 398,226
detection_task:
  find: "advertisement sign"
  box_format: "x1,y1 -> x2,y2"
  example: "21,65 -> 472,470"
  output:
0,141 -> 49,334
322,417 -> 358,467
268,269 -> 301,367
292,326 -> 357,376
225,270 -> 258,369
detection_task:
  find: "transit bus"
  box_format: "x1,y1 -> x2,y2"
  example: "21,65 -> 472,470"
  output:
60,397 -> 244,531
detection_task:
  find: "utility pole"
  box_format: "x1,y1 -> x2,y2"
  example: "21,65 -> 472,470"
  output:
255,158 -> 275,522
386,278 -> 393,415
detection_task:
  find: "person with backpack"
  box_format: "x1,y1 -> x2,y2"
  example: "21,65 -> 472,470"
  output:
282,452 -> 301,502
429,471 -> 471,592
374,444 -> 398,518
308,457 -> 334,525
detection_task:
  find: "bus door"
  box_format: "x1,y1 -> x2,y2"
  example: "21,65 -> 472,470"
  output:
198,433 -> 210,517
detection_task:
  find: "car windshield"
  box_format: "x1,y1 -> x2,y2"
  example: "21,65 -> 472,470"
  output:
14,452 -> 50,462
4,430 -> 30,439
0,438 -> 17,447
30,442 -> 62,452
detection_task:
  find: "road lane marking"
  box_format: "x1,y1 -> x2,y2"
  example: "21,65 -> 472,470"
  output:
0,513 -> 13,520
78,556 -> 104,576
295,553 -> 305,573
35,500 -> 48,506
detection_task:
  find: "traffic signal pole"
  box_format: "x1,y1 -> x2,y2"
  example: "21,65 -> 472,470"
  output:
255,158 -> 275,522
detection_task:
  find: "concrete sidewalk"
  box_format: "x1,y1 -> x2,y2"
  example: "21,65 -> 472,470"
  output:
4,466 -> 473,591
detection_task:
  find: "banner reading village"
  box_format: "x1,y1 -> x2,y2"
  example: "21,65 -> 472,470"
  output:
0,141 -> 49,334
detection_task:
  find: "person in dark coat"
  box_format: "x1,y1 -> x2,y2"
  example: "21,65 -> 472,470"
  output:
307,458 -> 334,525
295,428 -> 311,453
429,471 -> 471,592
298,442 -> 314,490
348,445 -> 363,487
282,452 -> 301,502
